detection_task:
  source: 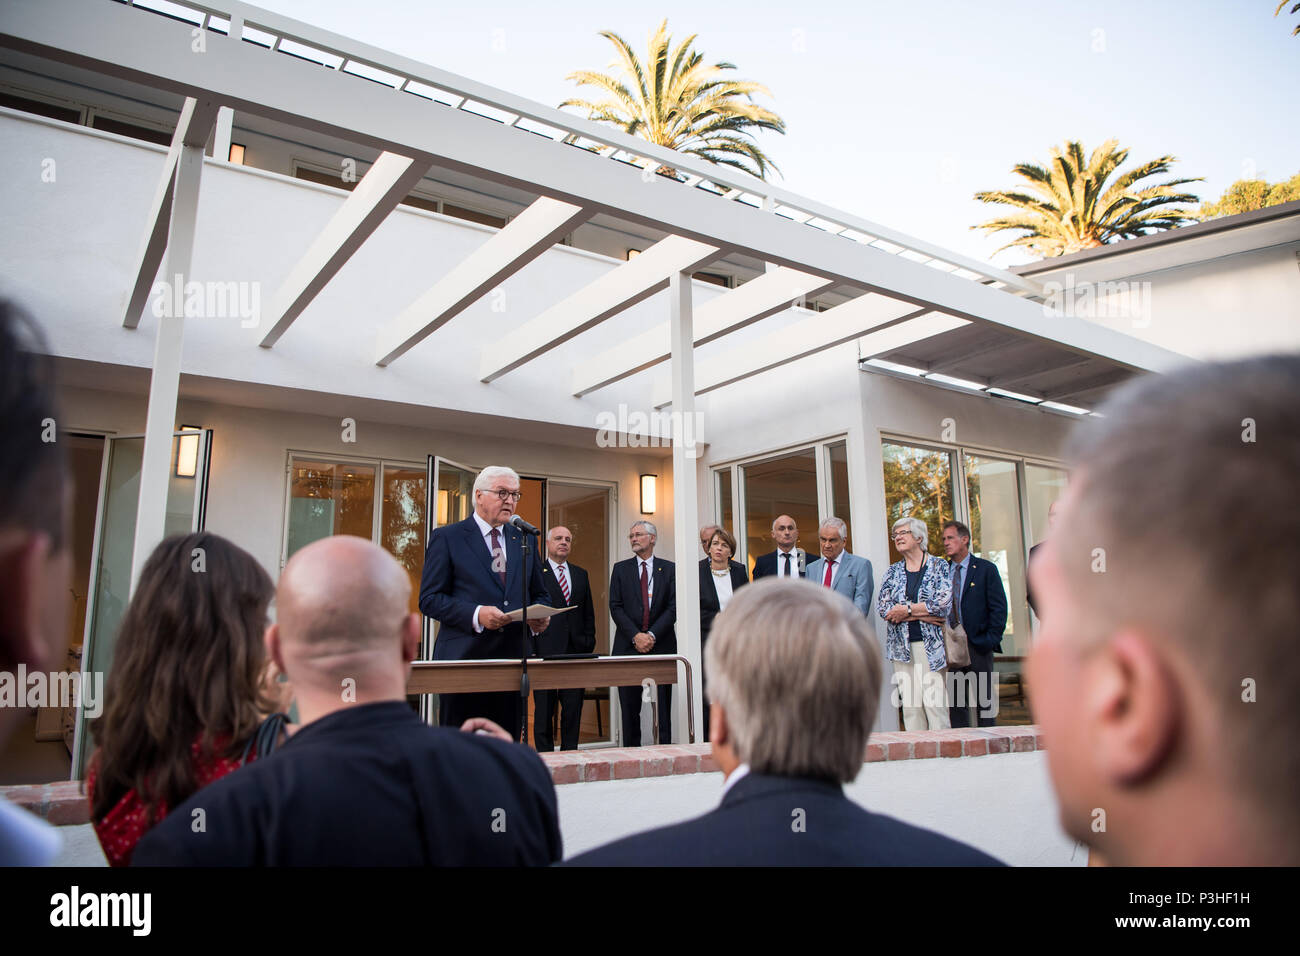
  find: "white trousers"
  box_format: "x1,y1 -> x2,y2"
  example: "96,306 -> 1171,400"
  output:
893,646 -> 951,731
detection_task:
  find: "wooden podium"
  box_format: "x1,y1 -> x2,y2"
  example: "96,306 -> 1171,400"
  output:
407,654 -> 695,744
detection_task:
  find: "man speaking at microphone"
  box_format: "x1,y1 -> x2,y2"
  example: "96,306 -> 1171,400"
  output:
420,465 -> 551,740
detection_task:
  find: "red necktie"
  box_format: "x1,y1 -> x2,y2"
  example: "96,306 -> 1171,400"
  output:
557,564 -> 571,603
490,528 -> 505,587
640,562 -> 651,630
822,558 -> 834,588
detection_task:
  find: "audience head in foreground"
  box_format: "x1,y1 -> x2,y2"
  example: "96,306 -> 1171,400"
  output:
566,579 -> 1001,866
0,301 -> 70,866
133,535 -> 561,866
88,532 -> 281,866
1029,354 -> 1300,866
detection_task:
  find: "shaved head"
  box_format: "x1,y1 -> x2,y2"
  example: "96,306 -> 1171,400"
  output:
274,536 -> 417,703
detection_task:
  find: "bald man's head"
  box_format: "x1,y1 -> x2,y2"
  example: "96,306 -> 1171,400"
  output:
275,536 -> 415,693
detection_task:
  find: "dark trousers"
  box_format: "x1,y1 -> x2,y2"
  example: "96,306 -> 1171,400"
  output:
618,683 -> 672,746
949,644 -> 997,728
534,688 -> 583,751
441,690 -> 522,741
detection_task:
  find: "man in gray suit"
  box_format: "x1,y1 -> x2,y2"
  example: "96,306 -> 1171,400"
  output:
805,517 -> 873,617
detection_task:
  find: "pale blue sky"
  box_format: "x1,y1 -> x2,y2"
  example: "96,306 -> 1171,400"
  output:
253,0 -> 1299,265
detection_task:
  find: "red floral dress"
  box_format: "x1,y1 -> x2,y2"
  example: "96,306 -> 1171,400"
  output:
87,737 -> 250,867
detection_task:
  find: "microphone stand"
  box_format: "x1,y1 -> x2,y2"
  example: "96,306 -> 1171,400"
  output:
512,519 -> 542,746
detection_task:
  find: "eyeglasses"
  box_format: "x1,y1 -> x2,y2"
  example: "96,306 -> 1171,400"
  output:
488,489 -> 522,503
892,530 -> 912,539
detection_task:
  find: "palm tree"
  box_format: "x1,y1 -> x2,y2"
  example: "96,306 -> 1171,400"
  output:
973,139 -> 1203,258
559,20 -> 785,181
1277,2 -> 1300,38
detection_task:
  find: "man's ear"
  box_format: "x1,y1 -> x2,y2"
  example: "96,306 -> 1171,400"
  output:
265,622 -> 286,675
710,701 -> 729,750
0,532 -> 55,672
1086,629 -> 1181,786
400,612 -> 421,665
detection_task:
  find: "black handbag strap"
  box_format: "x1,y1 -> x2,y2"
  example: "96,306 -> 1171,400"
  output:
240,712 -> 289,765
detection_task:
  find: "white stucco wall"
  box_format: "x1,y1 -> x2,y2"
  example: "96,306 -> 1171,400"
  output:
557,751 -> 1083,866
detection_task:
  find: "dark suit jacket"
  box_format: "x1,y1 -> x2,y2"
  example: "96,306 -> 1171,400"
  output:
751,548 -> 808,580
536,560 -> 596,656
954,554 -> 1008,653
132,702 -> 562,866
419,515 -> 551,661
1026,542 -> 1043,615
563,772 -> 1003,866
608,555 -> 676,655
699,558 -> 749,643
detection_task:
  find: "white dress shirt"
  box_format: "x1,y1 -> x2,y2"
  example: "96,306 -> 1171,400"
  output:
710,565 -> 735,610
472,511 -> 506,634
821,554 -> 840,588
775,546 -> 799,577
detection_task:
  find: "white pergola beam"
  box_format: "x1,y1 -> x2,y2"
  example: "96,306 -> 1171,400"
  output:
122,95 -> 219,328
652,293 -> 930,407
259,151 -> 432,347
479,235 -> 720,383
857,313 -> 973,361
570,266 -> 835,396
374,196 -> 591,366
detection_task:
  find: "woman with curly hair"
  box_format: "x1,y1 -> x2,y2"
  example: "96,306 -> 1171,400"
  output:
86,531 -> 290,866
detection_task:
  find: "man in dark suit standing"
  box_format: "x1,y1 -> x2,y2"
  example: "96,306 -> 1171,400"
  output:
608,520 -> 676,746
134,536 -> 561,866
419,465 -> 551,741
534,525 -> 596,751
941,520 -> 1007,728
751,514 -> 809,579
565,579 -> 1001,866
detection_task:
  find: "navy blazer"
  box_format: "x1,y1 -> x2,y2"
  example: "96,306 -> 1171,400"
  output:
563,772 -> 1003,866
536,560 -> 596,656
952,554 -> 1008,653
608,555 -> 676,655
699,558 -> 749,643
419,515 -> 552,661
751,549 -> 809,580
133,702 -> 562,866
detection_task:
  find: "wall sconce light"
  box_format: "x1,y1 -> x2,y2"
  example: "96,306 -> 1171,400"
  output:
175,426 -> 201,478
640,474 -> 657,515
437,489 -> 449,526
228,143 -> 246,164
626,249 -> 641,260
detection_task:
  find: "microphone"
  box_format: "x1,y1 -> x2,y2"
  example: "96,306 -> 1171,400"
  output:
509,514 -> 541,536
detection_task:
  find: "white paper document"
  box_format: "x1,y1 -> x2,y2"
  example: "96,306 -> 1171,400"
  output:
504,604 -> 575,622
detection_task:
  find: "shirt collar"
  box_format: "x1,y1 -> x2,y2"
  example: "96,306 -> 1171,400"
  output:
472,511 -> 498,537
954,552 -> 971,572
720,762 -> 751,798
548,557 -> 568,574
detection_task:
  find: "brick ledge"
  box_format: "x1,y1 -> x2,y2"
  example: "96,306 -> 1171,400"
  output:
538,726 -> 1043,786
1,727 -> 1044,823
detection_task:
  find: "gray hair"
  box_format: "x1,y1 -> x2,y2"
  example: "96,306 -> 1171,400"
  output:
706,579 -> 882,782
631,519 -> 657,538
473,465 -> 520,494
892,516 -> 928,550
819,516 -> 848,539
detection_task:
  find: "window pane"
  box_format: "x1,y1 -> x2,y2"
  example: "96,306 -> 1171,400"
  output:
381,466 -> 426,614
827,440 -> 853,554
1025,464 -> 1069,546
963,454 -> 1029,658
741,449 -> 818,574
882,442 -> 955,563
716,469 -> 733,541
286,459 -> 375,559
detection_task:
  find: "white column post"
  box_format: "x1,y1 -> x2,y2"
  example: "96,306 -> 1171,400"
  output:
669,270 -> 703,744
212,106 -> 233,160
130,142 -> 205,593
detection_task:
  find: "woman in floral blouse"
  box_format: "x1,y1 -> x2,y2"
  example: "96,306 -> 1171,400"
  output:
876,516 -> 953,730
